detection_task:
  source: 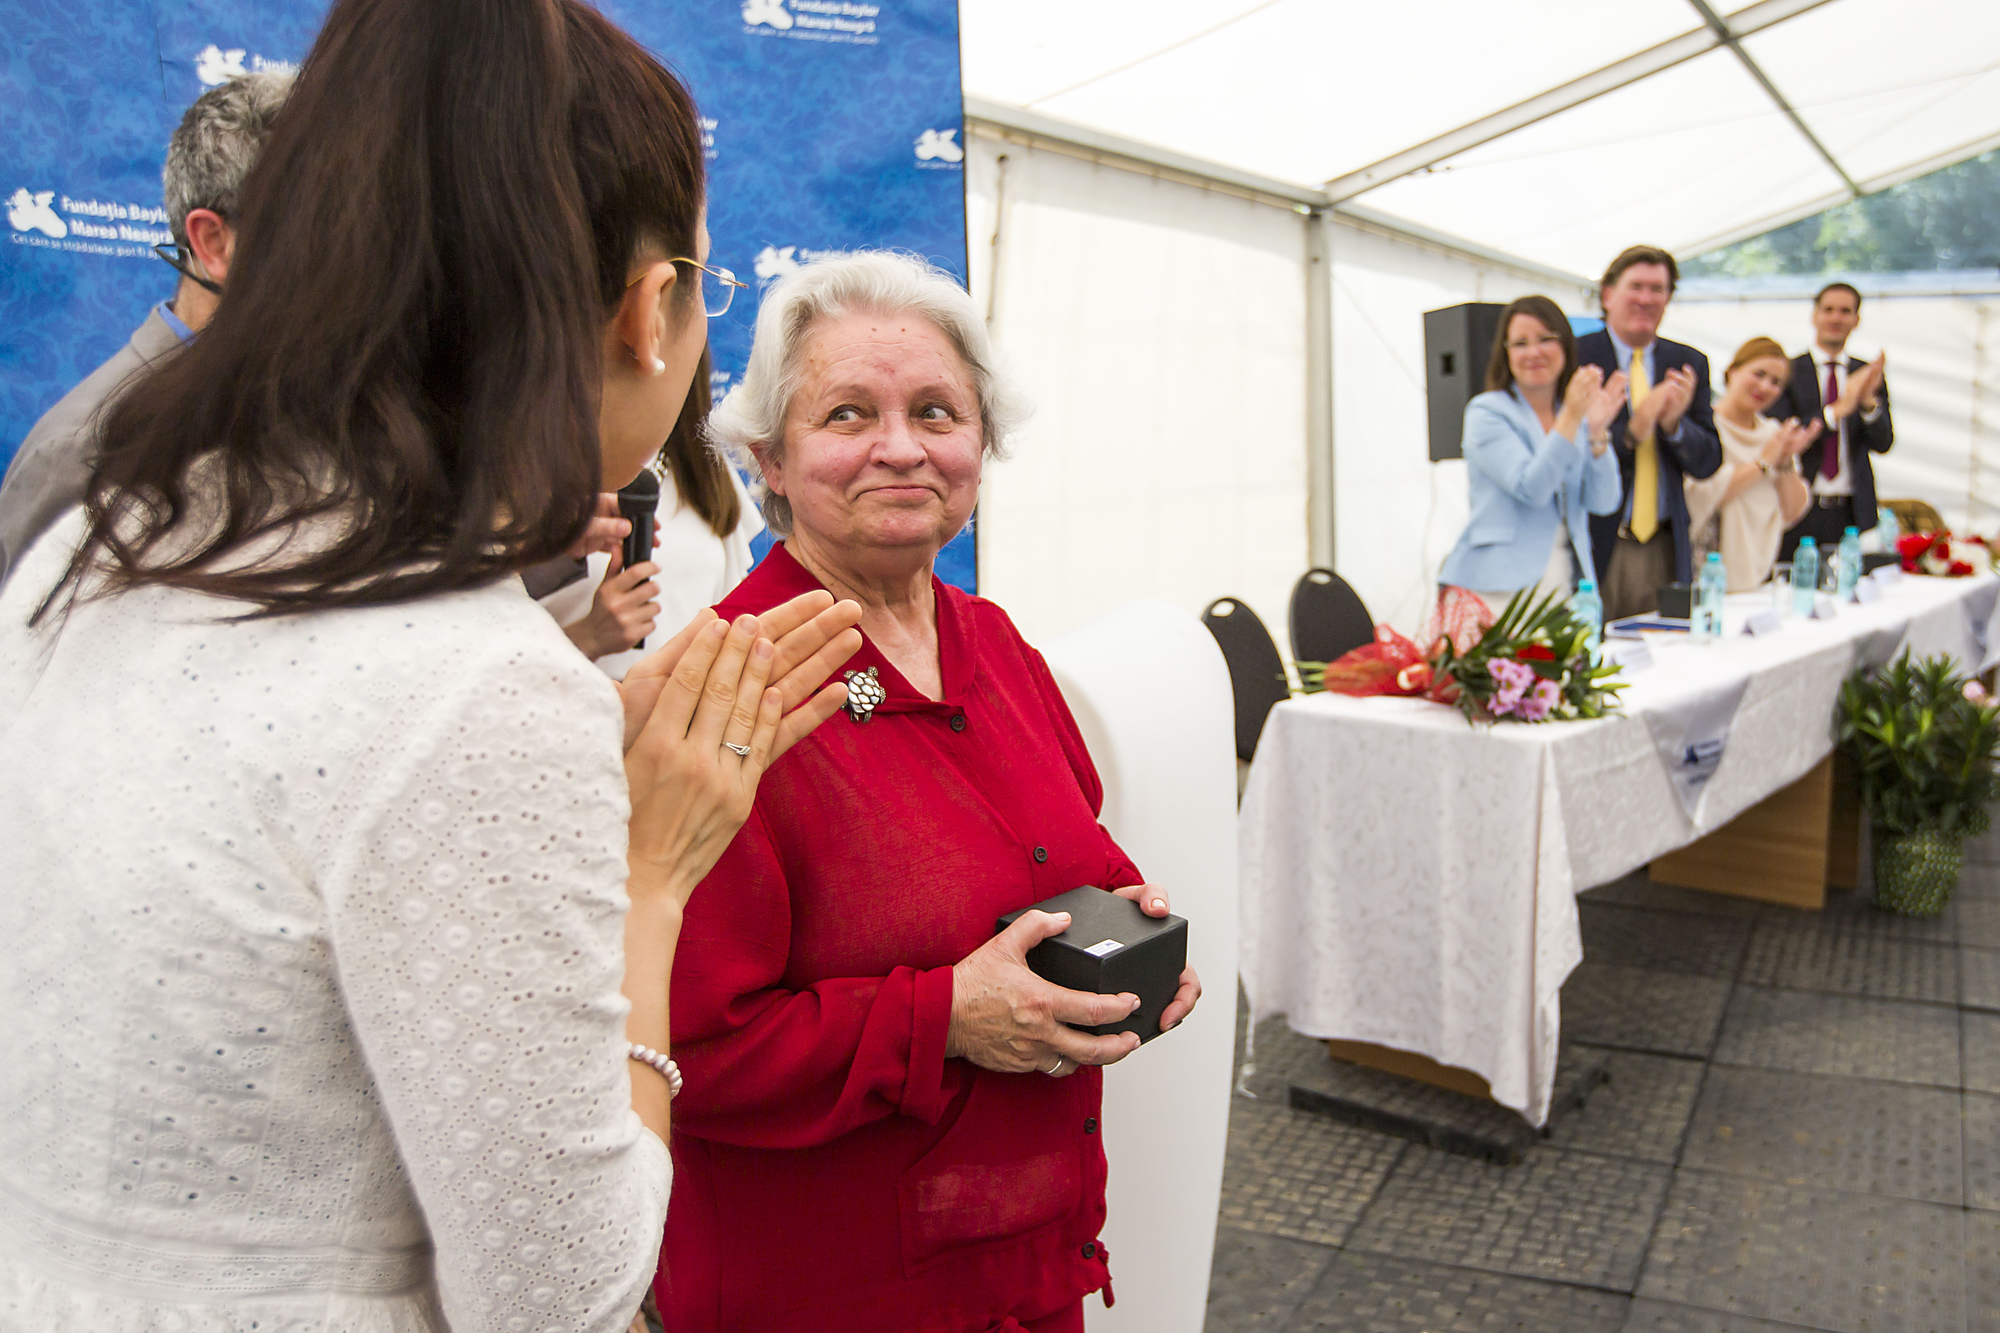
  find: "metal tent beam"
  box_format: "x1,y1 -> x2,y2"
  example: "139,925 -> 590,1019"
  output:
1320,0 -> 1835,203
1687,0 -> 1860,196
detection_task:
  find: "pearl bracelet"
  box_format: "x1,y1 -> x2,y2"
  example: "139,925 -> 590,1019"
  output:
628,1042 -> 683,1099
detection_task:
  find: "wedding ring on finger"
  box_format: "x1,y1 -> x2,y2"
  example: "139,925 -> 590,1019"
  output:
722,742 -> 751,757
1043,1056 -> 1067,1077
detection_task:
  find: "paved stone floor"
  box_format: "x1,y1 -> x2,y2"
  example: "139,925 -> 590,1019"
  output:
1206,830 -> 2000,1333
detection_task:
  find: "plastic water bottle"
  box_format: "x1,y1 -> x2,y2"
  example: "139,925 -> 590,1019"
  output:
1876,506 -> 1900,554
1838,525 -> 1863,600
1793,538 -> 1820,617
1570,578 -> 1603,663
1694,552 -> 1727,642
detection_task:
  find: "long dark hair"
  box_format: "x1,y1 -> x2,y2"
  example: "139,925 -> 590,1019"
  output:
1484,294 -> 1578,403
656,347 -> 740,539
44,0 -> 705,620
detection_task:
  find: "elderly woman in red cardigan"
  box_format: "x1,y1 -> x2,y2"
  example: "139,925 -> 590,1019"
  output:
655,251 -> 1202,1333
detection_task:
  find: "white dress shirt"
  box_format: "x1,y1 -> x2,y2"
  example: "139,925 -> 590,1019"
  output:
1808,346 -> 1885,498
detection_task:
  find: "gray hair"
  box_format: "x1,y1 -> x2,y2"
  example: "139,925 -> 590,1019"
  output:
163,72 -> 294,250
708,250 -> 1026,538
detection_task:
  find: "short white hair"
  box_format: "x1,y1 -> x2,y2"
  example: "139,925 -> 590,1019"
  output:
708,250 -> 1026,538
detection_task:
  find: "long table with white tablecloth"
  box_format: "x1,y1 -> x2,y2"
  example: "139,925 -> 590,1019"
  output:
1237,571 -> 2000,1125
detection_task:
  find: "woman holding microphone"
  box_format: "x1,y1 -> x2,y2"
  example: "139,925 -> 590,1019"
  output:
0,2 -> 858,1330
1438,295 -> 1628,615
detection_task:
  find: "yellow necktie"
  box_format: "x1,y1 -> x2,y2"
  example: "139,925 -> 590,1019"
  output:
1629,351 -> 1659,543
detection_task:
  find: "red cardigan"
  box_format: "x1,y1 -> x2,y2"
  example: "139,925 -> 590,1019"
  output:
657,543 -> 1142,1332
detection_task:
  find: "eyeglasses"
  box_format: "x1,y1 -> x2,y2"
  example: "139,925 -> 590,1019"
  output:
628,258 -> 747,319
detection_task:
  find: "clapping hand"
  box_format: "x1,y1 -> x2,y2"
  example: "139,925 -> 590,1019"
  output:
1781,417 -> 1823,458
1583,369 -> 1628,452
1561,363 -> 1605,417
1638,365 -> 1698,434
1834,354 -> 1887,419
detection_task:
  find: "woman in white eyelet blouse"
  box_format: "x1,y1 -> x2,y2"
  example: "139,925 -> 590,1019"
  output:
0,2 -> 860,1331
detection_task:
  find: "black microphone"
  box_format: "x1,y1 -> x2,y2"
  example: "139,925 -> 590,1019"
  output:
617,470 -> 659,571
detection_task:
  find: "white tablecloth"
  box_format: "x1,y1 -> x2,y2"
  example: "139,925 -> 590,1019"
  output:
1237,572 -> 2000,1125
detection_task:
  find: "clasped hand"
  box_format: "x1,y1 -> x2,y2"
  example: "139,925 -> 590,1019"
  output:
617,591 -> 864,909
1561,366 -> 1628,453
947,884 -> 1203,1077
1832,354 -> 1887,420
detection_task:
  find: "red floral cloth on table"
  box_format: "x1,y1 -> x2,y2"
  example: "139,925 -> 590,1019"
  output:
1315,588 -> 1494,703
656,542 -> 1136,1333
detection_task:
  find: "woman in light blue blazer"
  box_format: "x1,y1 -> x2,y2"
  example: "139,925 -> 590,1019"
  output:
1438,294 -> 1628,615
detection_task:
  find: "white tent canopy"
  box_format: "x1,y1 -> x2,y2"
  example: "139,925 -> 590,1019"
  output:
961,0 -> 2000,277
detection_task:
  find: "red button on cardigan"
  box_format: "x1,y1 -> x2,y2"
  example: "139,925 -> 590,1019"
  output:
656,543 -> 1141,1333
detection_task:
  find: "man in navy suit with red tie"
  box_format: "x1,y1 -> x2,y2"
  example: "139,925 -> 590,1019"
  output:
1765,281 -> 1892,561
1577,245 -> 1724,621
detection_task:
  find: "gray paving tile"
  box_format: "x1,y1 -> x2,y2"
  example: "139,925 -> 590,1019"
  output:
1580,874 -> 1771,920
1562,964 -> 1733,1059
1960,948 -> 2000,1012
1679,1066 -> 1963,1205
1543,1049 -> 1704,1166
1961,897 -> 2000,948
1246,1014 -> 1570,1166
1217,1096 -> 1405,1247
1288,1249 -> 1630,1332
1712,987 -> 1961,1088
1620,1300 -> 1827,1333
1968,1209 -> 2000,1333
1740,920 -> 1958,1004
1966,1010 -> 2000,1096
1204,1226 -> 1333,1332
1579,904 -> 1752,979
1803,887 -> 1958,944
1346,1145 -> 1670,1292
1638,1172 -> 1969,1333
1964,1092 -> 2000,1213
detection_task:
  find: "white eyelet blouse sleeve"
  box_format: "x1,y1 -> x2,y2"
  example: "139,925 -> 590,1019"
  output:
311,628 -> 668,1331
0,520 -> 668,1333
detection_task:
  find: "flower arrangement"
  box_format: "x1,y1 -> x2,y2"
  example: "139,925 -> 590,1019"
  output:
1897,529 -> 1987,577
1837,650 -> 2000,915
1297,587 -> 1624,725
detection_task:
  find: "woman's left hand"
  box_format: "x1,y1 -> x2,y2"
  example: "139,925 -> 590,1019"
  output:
1110,884 -> 1203,1031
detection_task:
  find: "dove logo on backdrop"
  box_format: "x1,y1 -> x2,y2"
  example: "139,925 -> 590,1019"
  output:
195,45 -> 248,85
914,129 -> 963,166
7,189 -> 67,239
753,245 -> 801,279
741,0 -> 793,29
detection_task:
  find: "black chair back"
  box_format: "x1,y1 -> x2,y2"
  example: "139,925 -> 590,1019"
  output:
1289,567 -> 1374,666
1201,597 -> 1292,764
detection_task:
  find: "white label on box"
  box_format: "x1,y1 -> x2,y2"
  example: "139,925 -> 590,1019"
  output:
1874,565 -> 1903,586
1743,609 -> 1782,636
1814,594 -> 1840,619
1856,578 -> 1883,604
1084,939 -> 1123,957
1604,638 -> 1653,672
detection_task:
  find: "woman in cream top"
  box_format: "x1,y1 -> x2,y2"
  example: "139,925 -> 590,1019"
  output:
1685,336 -> 1818,591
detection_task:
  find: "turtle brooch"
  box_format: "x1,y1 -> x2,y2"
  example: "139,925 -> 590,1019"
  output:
842,666 -> 886,723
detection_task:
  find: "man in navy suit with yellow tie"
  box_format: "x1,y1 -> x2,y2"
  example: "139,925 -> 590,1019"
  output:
1765,281 -> 1892,561
1577,245 -> 1724,621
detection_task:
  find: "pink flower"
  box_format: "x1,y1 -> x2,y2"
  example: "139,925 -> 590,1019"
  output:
1487,658 -> 1536,714
1966,680 -> 1989,705
1517,678 -> 1561,722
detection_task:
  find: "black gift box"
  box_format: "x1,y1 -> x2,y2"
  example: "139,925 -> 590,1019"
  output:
995,886 -> 1188,1043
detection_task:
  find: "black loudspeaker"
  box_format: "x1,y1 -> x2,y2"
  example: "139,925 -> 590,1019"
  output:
1424,302 -> 1504,462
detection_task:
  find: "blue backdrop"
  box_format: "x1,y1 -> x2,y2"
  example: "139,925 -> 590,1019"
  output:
0,0 -> 974,588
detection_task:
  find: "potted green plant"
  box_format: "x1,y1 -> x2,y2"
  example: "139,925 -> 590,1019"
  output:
1837,651 -> 2000,916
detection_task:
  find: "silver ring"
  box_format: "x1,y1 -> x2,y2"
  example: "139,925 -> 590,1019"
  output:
1043,1056 -> 1066,1076
722,742 -> 750,757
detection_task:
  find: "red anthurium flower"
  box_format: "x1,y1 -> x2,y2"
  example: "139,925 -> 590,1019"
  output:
1516,644 -> 1555,662
1950,560 -> 1975,576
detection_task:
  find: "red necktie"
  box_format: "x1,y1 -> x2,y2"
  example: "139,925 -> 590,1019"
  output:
1821,361 -> 1841,481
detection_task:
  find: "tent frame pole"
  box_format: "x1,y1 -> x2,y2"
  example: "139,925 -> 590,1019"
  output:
1305,209 -> 1336,570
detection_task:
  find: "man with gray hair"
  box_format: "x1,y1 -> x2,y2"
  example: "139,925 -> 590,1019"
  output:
0,71 -> 291,584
